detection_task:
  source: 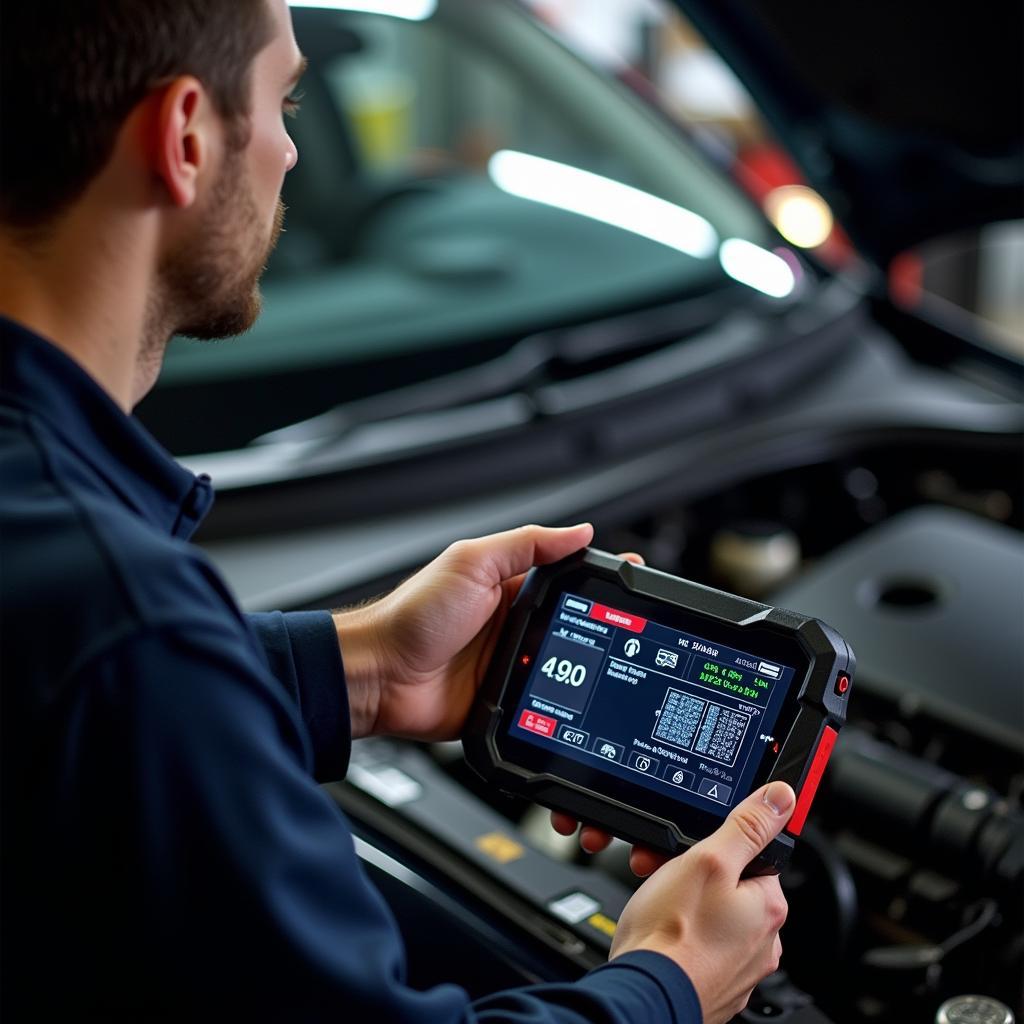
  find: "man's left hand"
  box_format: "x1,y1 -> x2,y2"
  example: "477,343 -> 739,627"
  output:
333,523 -> 594,741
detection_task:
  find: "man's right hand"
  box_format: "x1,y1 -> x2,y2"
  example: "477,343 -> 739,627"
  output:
609,781 -> 795,1024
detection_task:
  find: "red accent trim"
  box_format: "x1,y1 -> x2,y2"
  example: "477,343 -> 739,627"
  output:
589,603 -> 647,633
786,726 -> 838,836
835,674 -> 850,695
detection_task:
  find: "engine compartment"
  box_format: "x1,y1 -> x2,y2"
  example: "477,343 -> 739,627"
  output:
608,438 -> 1023,787
376,440 -> 1023,1023
597,448 -> 1022,1020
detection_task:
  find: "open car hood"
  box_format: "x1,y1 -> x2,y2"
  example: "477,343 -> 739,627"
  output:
673,0 -> 1024,266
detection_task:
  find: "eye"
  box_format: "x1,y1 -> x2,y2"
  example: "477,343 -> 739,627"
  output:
283,88 -> 305,119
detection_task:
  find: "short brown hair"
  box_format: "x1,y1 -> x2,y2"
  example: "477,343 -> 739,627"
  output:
0,0 -> 274,229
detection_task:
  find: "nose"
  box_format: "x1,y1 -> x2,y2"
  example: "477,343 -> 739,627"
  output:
285,132 -> 299,173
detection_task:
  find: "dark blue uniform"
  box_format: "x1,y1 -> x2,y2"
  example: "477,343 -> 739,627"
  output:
0,316 -> 701,1022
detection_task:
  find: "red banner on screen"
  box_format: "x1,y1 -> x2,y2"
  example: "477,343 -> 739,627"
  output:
589,603 -> 647,633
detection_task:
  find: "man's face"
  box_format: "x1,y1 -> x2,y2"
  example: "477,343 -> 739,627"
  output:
161,0 -> 302,341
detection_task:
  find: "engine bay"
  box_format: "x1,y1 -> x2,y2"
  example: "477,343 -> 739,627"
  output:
335,440 -> 1022,1023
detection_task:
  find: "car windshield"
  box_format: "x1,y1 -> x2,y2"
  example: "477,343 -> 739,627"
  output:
144,0 -> 805,455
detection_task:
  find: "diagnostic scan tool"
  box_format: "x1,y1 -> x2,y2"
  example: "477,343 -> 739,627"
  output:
464,549 -> 854,875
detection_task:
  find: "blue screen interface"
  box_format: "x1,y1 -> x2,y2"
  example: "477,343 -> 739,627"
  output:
506,591 -> 798,815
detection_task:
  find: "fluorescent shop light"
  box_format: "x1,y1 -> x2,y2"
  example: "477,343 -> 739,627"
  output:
288,0 -> 436,21
488,150 -> 718,260
718,238 -> 796,298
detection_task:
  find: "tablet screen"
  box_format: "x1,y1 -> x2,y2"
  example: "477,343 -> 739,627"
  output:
500,584 -> 804,822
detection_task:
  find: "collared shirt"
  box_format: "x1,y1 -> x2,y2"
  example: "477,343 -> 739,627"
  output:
0,316 -> 701,1023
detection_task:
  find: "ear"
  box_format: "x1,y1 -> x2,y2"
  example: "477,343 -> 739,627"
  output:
152,76 -> 213,209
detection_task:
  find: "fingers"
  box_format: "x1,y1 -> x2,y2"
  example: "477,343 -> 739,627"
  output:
696,781 -> 796,880
547,812 -> 614,852
549,811 -> 578,836
629,846 -> 670,877
548,811 -> 668,874
580,825 -> 614,854
452,524 -> 594,586
447,528 -> 643,597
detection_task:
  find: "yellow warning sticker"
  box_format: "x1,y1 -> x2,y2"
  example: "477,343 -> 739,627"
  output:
588,912 -> 618,937
474,832 -> 526,864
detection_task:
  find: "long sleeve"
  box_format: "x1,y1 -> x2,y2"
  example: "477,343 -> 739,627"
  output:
27,618 -> 700,1023
473,952 -> 702,1022
0,316 -> 703,1022
247,609 -> 352,782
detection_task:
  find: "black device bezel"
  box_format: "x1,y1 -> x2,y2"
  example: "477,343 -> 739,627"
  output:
464,549 -> 853,869
498,570 -> 808,839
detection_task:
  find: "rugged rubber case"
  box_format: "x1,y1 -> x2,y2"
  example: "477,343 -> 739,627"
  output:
464,548 -> 854,876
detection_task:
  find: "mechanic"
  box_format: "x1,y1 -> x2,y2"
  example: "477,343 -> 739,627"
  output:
0,2 -> 791,1020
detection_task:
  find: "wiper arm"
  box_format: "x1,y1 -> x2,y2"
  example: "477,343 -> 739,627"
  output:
256,335 -> 551,446
256,289 -> 743,447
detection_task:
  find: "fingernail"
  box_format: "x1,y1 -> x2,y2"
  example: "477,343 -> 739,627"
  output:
763,781 -> 795,816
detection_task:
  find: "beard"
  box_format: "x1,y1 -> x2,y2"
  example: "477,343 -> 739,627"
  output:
157,150 -> 285,343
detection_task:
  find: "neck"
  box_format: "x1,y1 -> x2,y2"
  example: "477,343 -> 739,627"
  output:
0,202 -> 167,414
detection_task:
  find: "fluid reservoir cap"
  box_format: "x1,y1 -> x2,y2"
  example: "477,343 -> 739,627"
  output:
936,995 -> 1014,1024
709,521 -> 800,598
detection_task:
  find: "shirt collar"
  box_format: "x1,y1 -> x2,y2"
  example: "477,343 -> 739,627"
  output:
0,316 -> 214,539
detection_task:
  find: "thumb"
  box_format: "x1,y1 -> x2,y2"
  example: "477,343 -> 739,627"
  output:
699,781 -> 795,879
457,523 -> 594,585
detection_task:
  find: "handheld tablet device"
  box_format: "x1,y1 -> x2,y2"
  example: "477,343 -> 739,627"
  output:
464,549 -> 854,876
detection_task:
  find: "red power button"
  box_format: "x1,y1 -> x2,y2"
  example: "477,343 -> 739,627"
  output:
834,674 -> 850,696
